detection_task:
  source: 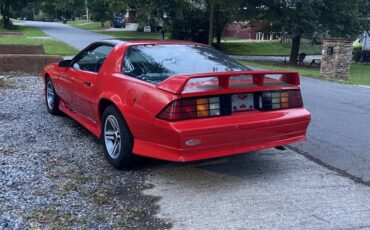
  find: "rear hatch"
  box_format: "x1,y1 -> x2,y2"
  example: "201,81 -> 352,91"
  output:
156,71 -> 303,121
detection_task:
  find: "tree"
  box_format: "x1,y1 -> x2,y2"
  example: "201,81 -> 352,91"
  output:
252,0 -> 369,65
212,0 -> 246,49
257,0 -> 320,65
89,0 -> 110,27
0,0 -> 11,28
34,0 -> 86,21
0,0 -> 33,28
319,0 -> 369,38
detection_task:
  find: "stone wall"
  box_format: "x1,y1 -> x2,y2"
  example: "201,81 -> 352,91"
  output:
320,39 -> 354,80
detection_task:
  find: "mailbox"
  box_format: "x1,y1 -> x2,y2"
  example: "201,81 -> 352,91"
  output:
327,47 -> 334,55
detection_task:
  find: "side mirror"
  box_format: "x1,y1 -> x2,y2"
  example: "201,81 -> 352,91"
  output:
58,60 -> 71,68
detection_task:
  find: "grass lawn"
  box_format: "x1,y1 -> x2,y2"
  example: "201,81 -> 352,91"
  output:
68,20 -> 104,30
221,41 -> 322,56
0,26 -> 78,55
241,61 -> 370,86
100,31 -> 169,40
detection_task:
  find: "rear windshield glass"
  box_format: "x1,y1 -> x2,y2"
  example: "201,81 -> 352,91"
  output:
123,44 -> 249,84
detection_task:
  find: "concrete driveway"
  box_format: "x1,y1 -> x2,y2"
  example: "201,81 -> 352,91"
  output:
144,148 -> 370,229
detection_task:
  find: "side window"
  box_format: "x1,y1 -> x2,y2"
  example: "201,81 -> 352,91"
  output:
123,47 -> 167,78
123,47 -> 139,76
73,45 -> 113,73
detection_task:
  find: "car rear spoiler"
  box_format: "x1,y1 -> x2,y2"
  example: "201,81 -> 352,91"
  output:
156,71 -> 300,95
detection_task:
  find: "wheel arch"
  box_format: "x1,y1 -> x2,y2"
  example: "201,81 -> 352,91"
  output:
98,98 -> 127,123
98,98 -> 134,139
43,72 -> 51,85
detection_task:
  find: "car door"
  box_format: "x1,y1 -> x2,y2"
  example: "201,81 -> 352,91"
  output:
68,44 -> 114,122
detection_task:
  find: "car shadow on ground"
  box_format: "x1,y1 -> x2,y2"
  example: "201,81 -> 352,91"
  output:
134,148 -> 291,184
60,113 -> 291,185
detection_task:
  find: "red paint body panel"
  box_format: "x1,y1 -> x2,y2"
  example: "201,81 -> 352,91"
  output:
42,40 -> 311,162
134,108 -> 310,162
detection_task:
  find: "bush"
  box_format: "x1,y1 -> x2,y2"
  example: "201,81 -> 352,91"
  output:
361,51 -> 370,63
353,45 -> 370,63
353,46 -> 363,62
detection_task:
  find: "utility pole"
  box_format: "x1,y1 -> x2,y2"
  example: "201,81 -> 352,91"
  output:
208,0 -> 215,46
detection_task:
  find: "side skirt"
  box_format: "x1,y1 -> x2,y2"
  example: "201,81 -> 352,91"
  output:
59,100 -> 101,138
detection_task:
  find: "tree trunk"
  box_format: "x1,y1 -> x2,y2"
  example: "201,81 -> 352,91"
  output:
1,2 -> 11,29
208,0 -> 215,46
289,34 -> 301,65
215,31 -> 222,50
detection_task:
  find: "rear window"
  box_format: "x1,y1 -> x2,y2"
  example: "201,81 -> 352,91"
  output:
123,44 -> 249,84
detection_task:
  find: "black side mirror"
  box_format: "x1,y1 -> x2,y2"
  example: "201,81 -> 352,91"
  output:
58,60 -> 71,68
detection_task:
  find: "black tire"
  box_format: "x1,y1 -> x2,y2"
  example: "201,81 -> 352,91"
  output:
101,105 -> 134,169
45,77 -> 60,115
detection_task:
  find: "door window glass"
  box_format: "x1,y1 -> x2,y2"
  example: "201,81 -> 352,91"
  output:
74,45 -> 113,73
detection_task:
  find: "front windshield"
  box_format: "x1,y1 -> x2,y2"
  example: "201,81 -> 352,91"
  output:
123,44 -> 249,84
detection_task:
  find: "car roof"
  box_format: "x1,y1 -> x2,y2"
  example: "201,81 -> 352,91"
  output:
100,38 -> 208,47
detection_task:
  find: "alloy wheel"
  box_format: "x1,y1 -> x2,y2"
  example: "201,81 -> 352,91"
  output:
46,81 -> 55,109
104,115 -> 122,159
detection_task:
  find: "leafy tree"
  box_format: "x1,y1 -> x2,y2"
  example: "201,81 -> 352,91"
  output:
89,0 -> 111,27
35,0 -> 85,21
213,0 -> 246,48
0,0 -> 34,28
251,0 -> 369,65
319,0 -> 369,38
107,0 -> 128,16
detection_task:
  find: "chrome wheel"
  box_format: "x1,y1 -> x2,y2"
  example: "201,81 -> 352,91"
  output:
46,80 -> 55,109
104,115 -> 121,159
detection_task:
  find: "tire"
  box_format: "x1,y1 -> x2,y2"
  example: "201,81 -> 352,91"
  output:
45,77 -> 60,115
101,105 -> 134,169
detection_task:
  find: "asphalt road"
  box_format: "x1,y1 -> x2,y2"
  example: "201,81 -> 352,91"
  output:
294,78 -> 370,183
24,21 -> 112,50
26,21 -> 370,183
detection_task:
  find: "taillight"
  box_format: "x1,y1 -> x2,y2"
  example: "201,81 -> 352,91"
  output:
158,90 -> 303,121
157,97 -> 221,121
259,90 -> 303,110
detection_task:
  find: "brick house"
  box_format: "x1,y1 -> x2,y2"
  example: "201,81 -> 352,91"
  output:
223,21 -> 266,40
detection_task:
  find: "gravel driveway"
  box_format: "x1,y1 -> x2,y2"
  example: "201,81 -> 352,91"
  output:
0,75 -> 170,229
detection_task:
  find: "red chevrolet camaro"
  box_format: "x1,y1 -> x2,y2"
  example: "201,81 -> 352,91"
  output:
42,39 -> 311,169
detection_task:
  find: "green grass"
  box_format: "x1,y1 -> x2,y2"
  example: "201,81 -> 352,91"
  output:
221,41 -> 322,56
347,63 -> 370,86
100,31 -> 168,40
68,20 -> 104,30
241,61 -> 370,86
0,26 -> 78,55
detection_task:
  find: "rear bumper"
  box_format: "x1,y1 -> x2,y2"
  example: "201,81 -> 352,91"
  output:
133,108 -> 311,162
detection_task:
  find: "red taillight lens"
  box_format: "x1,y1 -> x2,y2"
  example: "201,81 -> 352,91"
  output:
288,90 -> 303,108
157,97 -> 221,121
259,90 -> 303,110
158,90 -> 303,121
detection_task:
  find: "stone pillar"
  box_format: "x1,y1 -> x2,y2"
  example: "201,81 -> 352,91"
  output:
320,38 -> 354,80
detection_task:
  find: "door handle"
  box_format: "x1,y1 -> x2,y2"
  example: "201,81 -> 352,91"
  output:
84,82 -> 92,87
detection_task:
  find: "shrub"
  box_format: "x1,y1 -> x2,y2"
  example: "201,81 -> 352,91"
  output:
353,46 -> 363,62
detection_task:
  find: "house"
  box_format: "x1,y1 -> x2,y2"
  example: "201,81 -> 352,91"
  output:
222,21 -> 268,40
